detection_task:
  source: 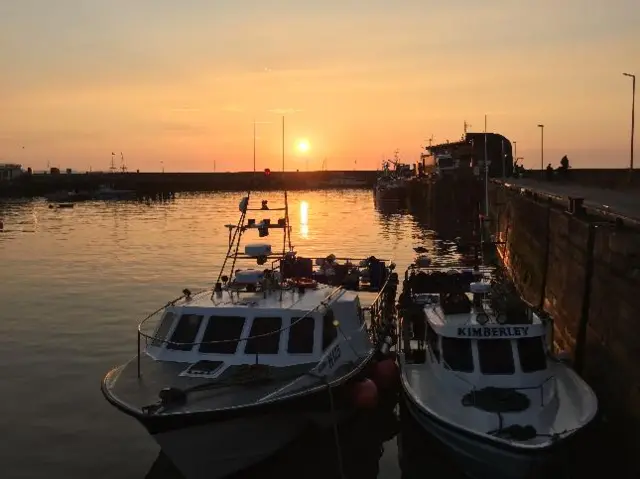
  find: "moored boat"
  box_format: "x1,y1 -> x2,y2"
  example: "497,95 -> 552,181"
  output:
101,188 -> 398,479
397,263 -> 598,478
374,150 -> 415,204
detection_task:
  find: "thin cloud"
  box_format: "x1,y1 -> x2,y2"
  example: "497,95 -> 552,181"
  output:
222,105 -> 245,113
170,107 -> 200,112
267,108 -> 303,115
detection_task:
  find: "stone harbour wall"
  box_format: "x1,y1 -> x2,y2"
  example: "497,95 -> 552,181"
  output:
489,183 -> 640,470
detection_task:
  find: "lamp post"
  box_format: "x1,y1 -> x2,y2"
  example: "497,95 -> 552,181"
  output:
537,124 -> 544,173
623,73 -> 635,179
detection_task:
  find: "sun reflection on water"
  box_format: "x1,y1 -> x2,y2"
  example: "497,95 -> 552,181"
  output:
299,200 -> 309,239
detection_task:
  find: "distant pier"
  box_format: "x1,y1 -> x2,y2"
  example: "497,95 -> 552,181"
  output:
0,170 -> 378,199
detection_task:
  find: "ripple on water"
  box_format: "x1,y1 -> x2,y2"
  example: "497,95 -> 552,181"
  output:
0,191 -> 468,478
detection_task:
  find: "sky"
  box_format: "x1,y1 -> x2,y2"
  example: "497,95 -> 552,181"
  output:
1,0 -> 639,172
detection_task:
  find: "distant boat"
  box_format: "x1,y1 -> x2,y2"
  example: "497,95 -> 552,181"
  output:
93,185 -> 136,200
321,176 -> 368,188
43,190 -> 91,202
374,151 -> 413,202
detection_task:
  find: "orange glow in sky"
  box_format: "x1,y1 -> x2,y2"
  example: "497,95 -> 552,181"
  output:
0,1 -> 638,172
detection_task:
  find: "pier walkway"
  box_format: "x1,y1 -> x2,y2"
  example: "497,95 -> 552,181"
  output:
498,178 -> 640,225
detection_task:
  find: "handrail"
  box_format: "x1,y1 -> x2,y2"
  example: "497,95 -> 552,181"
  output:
135,267 -> 398,377
138,286 -> 344,348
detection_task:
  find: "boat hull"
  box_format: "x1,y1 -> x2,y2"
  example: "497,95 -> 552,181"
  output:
102,353 -> 375,479
401,392 -> 574,479
375,185 -> 406,202
151,412 -> 307,479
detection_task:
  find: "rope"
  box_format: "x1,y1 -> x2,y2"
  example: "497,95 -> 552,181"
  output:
304,374 -> 346,479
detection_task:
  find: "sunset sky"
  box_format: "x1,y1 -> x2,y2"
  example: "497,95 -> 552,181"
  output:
1,0 -> 639,172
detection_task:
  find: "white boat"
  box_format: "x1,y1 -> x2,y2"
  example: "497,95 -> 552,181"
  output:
397,265 -> 598,478
101,185 -> 398,478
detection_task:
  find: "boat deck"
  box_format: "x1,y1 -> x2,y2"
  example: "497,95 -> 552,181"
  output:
107,355 -> 321,413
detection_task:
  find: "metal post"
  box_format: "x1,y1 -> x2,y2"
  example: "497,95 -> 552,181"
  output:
537,124 -> 544,173
484,115 -> 489,217
623,73 -> 636,180
501,139 -> 505,179
137,331 -> 141,378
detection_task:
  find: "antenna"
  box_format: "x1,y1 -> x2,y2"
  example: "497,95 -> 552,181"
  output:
120,152 -> 127,173
109,152 -> 116,173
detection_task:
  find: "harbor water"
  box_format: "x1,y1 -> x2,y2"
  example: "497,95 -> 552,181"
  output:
0,189 -> 587,478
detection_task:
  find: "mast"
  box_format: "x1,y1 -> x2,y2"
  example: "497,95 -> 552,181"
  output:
282,115 -> 292,253
253,120 -> 256,173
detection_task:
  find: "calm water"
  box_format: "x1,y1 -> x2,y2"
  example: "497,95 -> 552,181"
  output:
0,190 -> 477,479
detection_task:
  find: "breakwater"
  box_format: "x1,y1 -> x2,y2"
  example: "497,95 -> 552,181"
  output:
488,181 -> 640,472
0,170 -> 377,198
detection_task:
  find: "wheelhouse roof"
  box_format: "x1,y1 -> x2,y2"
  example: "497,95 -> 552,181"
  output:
169,285 -> 356,315
423,298 -> 547,339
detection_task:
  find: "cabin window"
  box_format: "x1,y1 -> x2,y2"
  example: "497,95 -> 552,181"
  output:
287,316 -> 315,354
198,316 -> 246,354
245,317 -> 282,355
517,337 -> 547,372
151,312 -> 175,347
166,314 -> 204,351
442,337 -> 473,372
426,324 -> 440,361
477,339 -> 515,375
322,310 -> 338,350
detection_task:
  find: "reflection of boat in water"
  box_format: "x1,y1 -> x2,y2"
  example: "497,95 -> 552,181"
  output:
397,263 -> 598,479
145,406 -> 399,479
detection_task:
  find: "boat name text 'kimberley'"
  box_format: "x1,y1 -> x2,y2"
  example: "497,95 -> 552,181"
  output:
456,326 -> 531,338
317,344 -> 342,374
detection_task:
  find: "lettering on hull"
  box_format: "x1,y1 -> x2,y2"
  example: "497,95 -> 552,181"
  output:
456,326 -> 531,338
317,344 -> 342,374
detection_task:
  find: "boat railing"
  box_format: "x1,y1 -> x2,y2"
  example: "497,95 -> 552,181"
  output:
135,286 -> 345,378
361,269 -> 399,340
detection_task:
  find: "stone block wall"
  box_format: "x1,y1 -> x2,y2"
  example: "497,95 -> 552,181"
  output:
489,183 -> 640,468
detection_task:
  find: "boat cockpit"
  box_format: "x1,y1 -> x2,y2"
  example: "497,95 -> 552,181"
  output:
401,271 -> 554,392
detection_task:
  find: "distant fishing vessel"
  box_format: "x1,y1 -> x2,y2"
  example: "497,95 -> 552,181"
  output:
374,150 -> 413,202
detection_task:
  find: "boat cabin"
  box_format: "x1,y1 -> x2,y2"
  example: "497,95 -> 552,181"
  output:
404,281 -> 552,389
142,285 -> 367,378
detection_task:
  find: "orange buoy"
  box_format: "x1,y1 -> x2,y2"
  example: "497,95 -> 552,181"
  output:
370,358 -> 399,390
351,378 -> 378,409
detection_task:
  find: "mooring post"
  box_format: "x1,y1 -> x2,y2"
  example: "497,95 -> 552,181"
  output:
538,200 -> 553,310
137,331 -> 141,378
573,222 -> 597,375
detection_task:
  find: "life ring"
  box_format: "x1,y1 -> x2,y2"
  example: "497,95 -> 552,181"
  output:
291,277 -> 318,289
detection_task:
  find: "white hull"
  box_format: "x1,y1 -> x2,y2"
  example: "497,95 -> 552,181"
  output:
402,394 -> 568,479
153,413 -> 307,479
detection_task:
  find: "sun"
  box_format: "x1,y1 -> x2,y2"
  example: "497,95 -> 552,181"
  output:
297,139 -> 310,153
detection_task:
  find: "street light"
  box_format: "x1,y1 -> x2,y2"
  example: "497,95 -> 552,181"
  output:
623,73 -> 636,177
537,124 -> 544,172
